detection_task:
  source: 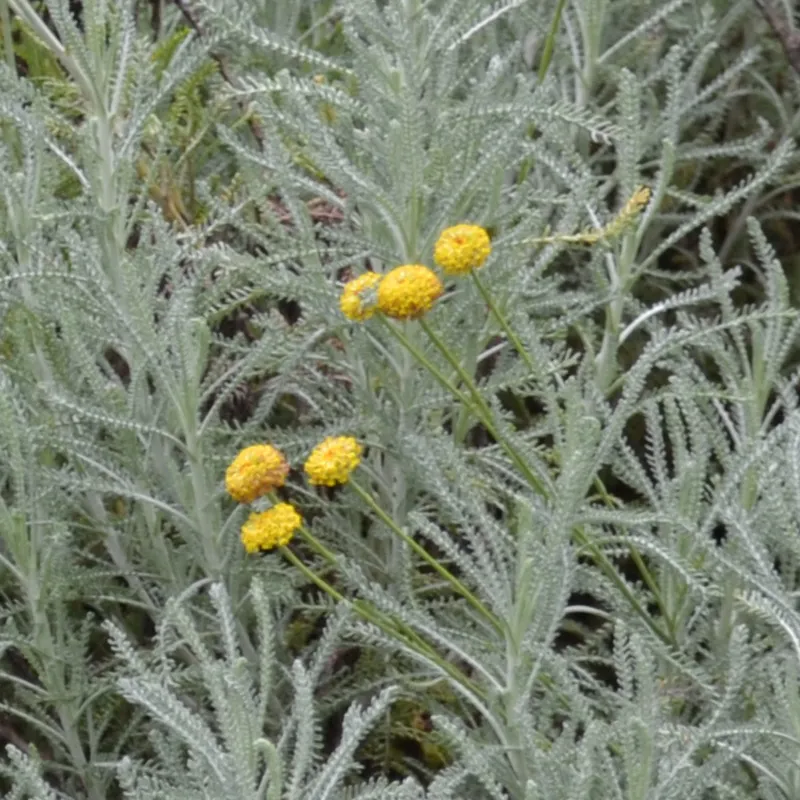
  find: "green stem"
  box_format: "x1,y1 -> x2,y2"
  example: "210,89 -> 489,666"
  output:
627,544 -> 675,641
589,479 -> 676,641
595,233 -> 639,393
265,493 -> 340,565
349,478 -> 505,635
419,318 -> 495,421
381,311 -> 672,650
377,315 -> 477,412
571,527 -> 674,646
297,524 -> 340,564
515,0 -> 565,185
418,317 -> 549,498
254,738 -> 282,800
184,430 -> 221,577
1,0 -> 16,76
7,0 -> 98,105
538,0 -> 568,84
279,546 -> 485,698
280,544 -> 361,614
471,270 -> 538,377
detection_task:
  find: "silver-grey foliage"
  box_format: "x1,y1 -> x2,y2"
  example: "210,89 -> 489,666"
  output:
2,0 -> 800,799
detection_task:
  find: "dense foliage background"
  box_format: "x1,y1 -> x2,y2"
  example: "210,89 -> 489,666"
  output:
3,0 -> 800,798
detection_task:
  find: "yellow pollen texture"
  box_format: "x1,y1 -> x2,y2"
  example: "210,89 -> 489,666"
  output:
340,272 -> 382,321
304,436 -> 363,486
225,445 -> 290,504
434,224 -> 491,276
240,503 -> 302,553
377,264 -> 443,320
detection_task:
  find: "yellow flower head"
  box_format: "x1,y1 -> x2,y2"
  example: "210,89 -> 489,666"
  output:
434,224 -> 491,275
340,272 -> 382,321
225,444 -> 290,504
304,436 -> 362,486
240,503 -> 301,553
377,264 -> 443,320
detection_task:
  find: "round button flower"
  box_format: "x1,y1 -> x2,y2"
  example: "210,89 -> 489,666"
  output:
340,272 -> 382,321
434,224 -> 491,275
304,436 -> 362,486
377,264 -> 443,320
225,444 -> 290,504
240,503 -> 302,553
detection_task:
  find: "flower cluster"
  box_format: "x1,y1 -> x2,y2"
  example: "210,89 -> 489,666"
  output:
434,224 -> 491,275
240,503 -> 302,553
377,264 -> 443,320
226,222 -> 493,554
304,436 -> 362,486
340,272 -> 382,321
340,223 -> 491,321
225,435 -> 364,554
225,444 -> 289,503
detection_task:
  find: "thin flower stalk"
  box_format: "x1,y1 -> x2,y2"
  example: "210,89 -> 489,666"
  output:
418,318 -> 550,499
379,313 -> 545,496
385,309 -> 674,648
279,546 -> 487,700
470,270 -> 541,378
571,527 -> 674,646
376,314 -> 481,416
349,478 -> 505,636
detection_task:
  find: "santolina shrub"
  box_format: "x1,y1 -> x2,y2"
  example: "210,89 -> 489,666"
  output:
2,1 -> 800,799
